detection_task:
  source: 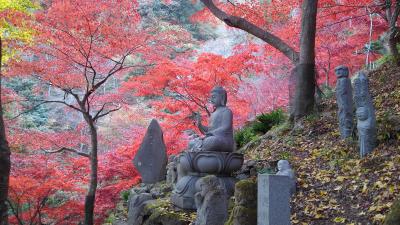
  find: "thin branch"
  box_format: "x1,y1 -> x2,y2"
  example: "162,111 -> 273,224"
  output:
44,147 -> 90,158
94,105 -> 122,120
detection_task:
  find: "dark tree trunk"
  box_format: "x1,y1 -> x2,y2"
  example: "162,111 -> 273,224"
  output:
0,38 -> 11,225
385,0 -> 400,63
84,119 -> 98,225
291,0 -> 318,120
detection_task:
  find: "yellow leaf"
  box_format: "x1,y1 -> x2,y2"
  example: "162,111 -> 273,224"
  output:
333,217 -> 346,223
373,214 -> 386,222
374,181 -> 386,189
337,176 -> 346,182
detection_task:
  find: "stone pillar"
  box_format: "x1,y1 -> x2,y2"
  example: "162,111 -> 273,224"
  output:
335,65 -> 354,139
257,174 -> 291,225
353,71 -> 377,157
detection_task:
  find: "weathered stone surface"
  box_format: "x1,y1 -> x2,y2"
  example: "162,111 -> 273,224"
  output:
226,179 -> 257,225
171,151 -> 242,209
194,175 -> 228,225
354,72 -> 377,157
171,87 -> 243,210
258,174 -> 291,225
276,160 -> 296,195
193,86 -> 235,152
133,119 -> 168,183
335,65 -> 354,139
127,193 -> 154,225
166,155 -> 178,186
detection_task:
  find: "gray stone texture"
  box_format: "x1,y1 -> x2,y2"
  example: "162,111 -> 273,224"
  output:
194,86 -> 235,152
226,179 -> 257,225
335,65 -> 354,139
194,175 -> 228,225
133,119 -> 168,183
258,174 -> 291,225
166,155 -> 178,186
127,193 -> 154,225
353,72 -> 377,157
171,87 -> 243,210
276,160 -> 296,195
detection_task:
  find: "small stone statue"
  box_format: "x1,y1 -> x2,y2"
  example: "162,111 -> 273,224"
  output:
194,175 -> 228,225
193,86 -> 234,152
276,160 -> 296,195
335,65 -> 354,139
166,155 -> 178,186
354,72 -> 377,157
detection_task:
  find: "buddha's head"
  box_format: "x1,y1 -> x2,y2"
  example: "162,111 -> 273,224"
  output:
210,86 -> 227,107
277,160 -> 291,172
334,65 -> 349,79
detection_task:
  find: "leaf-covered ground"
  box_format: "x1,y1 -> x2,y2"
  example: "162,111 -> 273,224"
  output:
247,63 -> 400,225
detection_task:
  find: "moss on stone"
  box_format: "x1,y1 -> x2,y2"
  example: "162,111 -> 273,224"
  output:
384,198 -> 400,225
224,206 -> 257,225
235,179 -> 257,208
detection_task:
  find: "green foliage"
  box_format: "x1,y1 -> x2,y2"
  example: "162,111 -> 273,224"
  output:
252,109 -> 285,134
234,109 -> 286,149
234,127 -> 258,149
5,78 -> 49,129
121,190 -> 130,202
104,213 -> 117,224
375,55 -> 396,67
320,84 -> 334,99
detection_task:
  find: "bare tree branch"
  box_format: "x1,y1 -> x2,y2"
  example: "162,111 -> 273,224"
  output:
199,0 -> 299,63
44,147 -> 90,158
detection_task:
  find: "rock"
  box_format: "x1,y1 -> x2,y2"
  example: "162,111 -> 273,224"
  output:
133,119 -> 168,184
335,65 -> 354,139
127,193 -> 154,225
384,198 -> 400,225
225,179 -> 257,225
194,175 -> 228,225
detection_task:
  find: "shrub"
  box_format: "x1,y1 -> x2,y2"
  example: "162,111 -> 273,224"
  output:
234,109 -> 286,149
252,109 -> 285,134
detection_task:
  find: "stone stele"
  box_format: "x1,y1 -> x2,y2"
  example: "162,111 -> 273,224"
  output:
258,174 -> 291,225
133,119 -> 168,184
335,65 -> 354,139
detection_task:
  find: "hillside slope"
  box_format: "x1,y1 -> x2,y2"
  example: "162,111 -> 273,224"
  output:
247,63 -> 400,225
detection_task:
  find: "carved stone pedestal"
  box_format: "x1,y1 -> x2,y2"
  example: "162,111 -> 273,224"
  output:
171,151 -> 243,209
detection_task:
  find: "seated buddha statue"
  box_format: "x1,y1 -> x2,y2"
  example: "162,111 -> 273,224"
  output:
192,86 -> 235,152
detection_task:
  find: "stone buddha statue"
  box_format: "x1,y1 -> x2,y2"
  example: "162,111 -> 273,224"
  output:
192,86 -> 234,152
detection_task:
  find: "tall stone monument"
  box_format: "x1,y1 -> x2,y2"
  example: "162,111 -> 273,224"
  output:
335,65 -> 354,139
171,86 -> 244,209
258,174 -> 291,225
133,119 -> 168,184
353,72 -> 377,157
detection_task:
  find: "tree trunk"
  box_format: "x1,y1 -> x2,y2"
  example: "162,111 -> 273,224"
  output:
291,0 -> 318,120
0,38 -> 11,225
84,120 -> 98,225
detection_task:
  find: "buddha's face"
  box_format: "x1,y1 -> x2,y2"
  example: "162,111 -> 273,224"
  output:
277,160 -> 290,171
210,91 -> 225,107
335,67 -> 349,78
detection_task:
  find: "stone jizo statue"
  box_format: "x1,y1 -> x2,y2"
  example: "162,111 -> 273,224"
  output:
354,72 -> 376,157
166,155 -> 178,186
194,175 -> 228,225
276,160 -> 296,195
193,86 -> 234,152
335,65 -> 354,139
